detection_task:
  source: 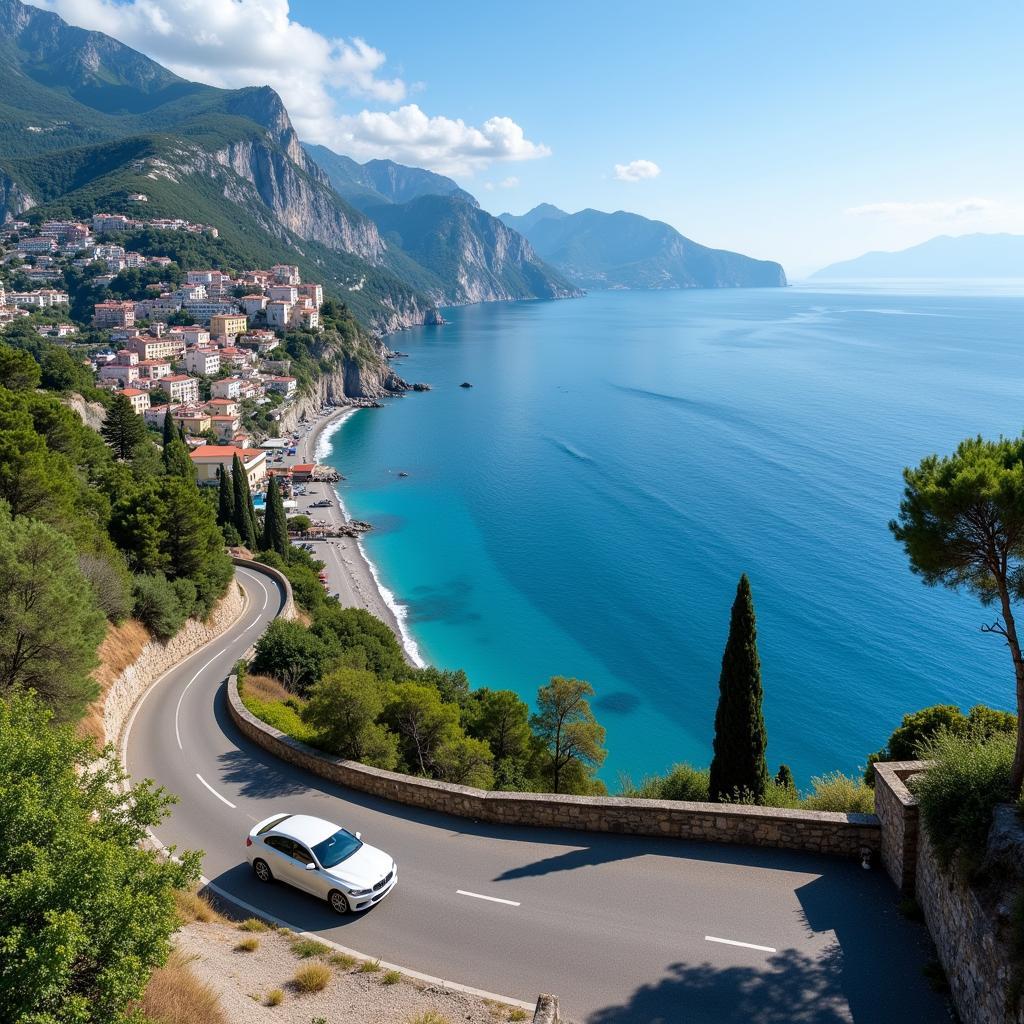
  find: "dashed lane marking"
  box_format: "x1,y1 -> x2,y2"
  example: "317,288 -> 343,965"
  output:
456,889 -> 520,907
195,773 -> 237,809
704,935 -> 777,953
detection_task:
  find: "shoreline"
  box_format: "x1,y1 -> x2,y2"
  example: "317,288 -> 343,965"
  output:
292,405 -> 425,667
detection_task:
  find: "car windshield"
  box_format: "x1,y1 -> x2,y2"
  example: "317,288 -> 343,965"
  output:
312,828 -> 362,868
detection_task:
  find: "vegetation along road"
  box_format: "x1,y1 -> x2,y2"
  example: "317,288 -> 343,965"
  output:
126,566 -> 948,1023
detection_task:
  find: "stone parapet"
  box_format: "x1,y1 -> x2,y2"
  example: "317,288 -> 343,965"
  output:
228,673 -> 880,858
873,760 -> 926,893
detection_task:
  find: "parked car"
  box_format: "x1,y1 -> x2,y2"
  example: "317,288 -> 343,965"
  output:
247,813 -> 397,914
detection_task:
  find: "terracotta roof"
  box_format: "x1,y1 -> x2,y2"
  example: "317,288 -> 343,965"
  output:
190,445 -> 265,460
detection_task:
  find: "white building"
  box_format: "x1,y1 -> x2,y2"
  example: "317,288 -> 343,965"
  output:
184,348 -> 221,376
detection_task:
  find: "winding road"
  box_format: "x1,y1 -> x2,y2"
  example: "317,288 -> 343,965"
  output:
127,567 -> 949,1023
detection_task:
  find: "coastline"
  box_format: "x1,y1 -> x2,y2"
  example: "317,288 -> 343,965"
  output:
293,405 -> 425,667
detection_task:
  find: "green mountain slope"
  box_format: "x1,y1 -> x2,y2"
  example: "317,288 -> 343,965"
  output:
0,0 -> 434,333
500,205 -> 787,290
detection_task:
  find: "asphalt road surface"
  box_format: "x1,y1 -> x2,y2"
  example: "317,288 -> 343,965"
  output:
127,567 -> 949,1023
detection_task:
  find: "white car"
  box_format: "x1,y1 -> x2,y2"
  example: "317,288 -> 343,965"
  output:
247,813 -> 397,914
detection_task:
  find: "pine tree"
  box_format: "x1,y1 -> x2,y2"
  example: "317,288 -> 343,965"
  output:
231,453 -> 257,549
100,395 -> 147,461
217,466 -> 234,527
261,475 -> 289,556
708,574 -> 769,802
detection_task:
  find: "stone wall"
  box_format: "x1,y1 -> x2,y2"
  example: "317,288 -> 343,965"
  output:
228,675 -> 880,857
104,580 -> 246,746
875,760 -> 1024,1024
916,827 -> 1024,1024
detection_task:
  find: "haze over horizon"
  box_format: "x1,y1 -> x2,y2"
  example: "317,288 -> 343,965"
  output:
25,0 -> 1024,276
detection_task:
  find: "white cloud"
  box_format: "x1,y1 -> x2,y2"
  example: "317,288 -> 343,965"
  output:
614,159 -> 661,182
28,0 -> 549,175
483,176 -> 521,191
845,198 -> 998,223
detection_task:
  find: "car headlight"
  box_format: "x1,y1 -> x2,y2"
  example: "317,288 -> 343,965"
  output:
348,887 -> 372,897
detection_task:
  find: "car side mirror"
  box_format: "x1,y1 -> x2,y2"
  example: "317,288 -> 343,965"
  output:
305,862 -> 317,871
355,831 -> 362,840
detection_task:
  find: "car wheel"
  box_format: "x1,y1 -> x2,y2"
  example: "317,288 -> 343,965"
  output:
253,859 -> 273,883
328,889 -> 350,915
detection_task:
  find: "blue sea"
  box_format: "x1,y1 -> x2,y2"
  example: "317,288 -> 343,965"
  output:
322,283 -> 1024,786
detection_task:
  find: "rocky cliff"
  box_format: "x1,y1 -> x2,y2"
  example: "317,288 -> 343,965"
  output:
0,169 -> 34,222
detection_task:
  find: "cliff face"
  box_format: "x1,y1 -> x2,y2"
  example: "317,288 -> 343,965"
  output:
368,195 -> 582,304
0,169 -> 34,221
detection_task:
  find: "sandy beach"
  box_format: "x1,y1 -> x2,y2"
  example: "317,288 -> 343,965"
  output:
281,405 -> 422,665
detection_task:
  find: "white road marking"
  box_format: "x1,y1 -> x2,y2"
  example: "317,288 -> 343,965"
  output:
456,889 -> 520,907
195,773 -> 236,808
174,648 -> 227,750
704,935 -> 777,953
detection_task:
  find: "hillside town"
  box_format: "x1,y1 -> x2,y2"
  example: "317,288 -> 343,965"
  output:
0,211 -> 326,463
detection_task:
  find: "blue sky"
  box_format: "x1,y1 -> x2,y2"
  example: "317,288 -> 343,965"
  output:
36,0 -> 1024,275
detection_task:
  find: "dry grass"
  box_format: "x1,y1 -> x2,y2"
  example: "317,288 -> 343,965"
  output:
381,969 -> 402,986
409,1012 -> 451,1024
238,917 -> 270,932
141,950 -> 226,1024
507,1010 -> 529,1022
173,888 -> 227,925
291,963 -> 332,993
357,958 -> 381,973
79,618 -> 152,741
234,937 -> 260,952
329,952 -> 356,970
290,937 -> 331,959
265,988 -> 284,1006
244,673 -> 293,703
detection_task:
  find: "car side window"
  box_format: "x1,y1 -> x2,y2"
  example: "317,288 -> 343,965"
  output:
291,843 -> 314,866
264,836 -> 291,855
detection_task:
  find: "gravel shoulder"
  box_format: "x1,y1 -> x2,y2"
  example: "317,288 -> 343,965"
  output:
175,918 -> 535,1024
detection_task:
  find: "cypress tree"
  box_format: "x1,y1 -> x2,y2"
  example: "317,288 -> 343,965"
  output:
708,574 -> 769,802
261,475 -> 289,556
162,436 -> 195,480
231,453 -> 257,549
162,408 -> 175,448
217,466 -> 234,527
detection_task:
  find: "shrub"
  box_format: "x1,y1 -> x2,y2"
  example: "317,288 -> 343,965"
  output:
265,988 -> 284,1006
290,937 -> 331,959
291,963 -> 331,993
78,552 -> 132,623
329,952 -> 356,970
912,729 -> 1015,869
173,888 -> 226,925
409,1012 -> 450,1024
865,703 -> 1016,784
238,917 -> 269,932
620,763 -> 710,801
508,1010 -> 529,1022
234,937 -> 259,952
141,950 -> 226,1024
801,772 -> 875,813
132,572 -> 188,640
357,958 -> 382,973
381,969 -> 402,985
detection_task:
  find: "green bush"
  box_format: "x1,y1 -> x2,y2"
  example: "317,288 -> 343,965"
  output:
912,730 -> 1015,869
132,573 -> 187,641
621,763 -> 710,801
801,772 -> 875,813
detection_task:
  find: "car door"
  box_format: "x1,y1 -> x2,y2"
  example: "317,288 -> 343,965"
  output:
263,836 -> 305,890
288,840 -> 324,897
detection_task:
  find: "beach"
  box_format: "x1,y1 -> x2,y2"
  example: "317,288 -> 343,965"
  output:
280,404 -> 423,666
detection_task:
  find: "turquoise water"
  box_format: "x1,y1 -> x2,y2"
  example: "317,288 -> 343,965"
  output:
324,286 -> 1024,786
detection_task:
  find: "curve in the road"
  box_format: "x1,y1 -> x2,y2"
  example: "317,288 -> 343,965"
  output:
125,567 -> 950,1024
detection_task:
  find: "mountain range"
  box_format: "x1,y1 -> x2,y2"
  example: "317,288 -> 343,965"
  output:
811,233 -> 1024,279
500,206 -> 787,290
0,0 -> 786,334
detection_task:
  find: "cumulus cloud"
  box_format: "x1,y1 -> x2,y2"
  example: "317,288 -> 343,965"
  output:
28,0 -> 549,175
329,108 -> 549,176
845,198 -> 997,223
614,159 -> 661,182
481,176 -> 521,192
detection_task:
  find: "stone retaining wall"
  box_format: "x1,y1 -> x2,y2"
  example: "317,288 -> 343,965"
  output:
104,581 -> 246,746
228,674 -> 880,857
873,761 -> 924,893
